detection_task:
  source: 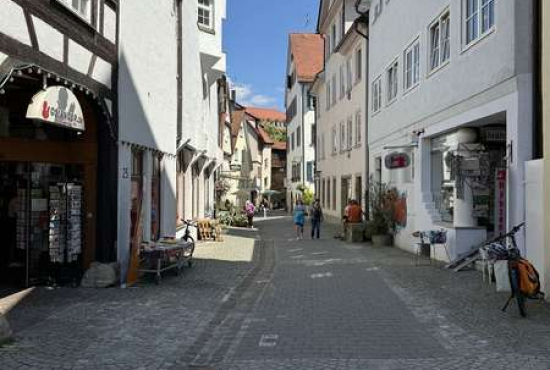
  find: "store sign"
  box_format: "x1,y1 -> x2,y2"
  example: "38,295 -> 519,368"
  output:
385,152 -> 410,169
495,169 -> 507,235
26,86 -> 85,131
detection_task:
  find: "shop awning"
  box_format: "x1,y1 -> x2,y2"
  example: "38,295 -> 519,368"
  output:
26,86 -> 85,131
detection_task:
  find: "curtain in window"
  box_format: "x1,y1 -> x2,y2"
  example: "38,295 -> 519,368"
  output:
442,16 -> 451,62
430,24 -> 440,70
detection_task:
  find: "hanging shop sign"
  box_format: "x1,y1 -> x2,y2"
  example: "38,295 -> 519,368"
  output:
385,152 -> 410,169
494,169 -> 507,235
26,86 -> 85,131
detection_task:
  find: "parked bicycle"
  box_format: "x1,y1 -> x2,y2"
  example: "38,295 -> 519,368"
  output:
482,222 -> 543,317
180,219 -> 197,268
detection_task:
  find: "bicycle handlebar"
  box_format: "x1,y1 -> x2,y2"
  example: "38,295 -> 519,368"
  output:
486,222 -> 525,244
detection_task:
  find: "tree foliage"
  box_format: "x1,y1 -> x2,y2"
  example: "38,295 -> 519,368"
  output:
263,122 -> 287,142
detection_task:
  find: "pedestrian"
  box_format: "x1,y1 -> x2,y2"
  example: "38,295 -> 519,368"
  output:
310,199 -> 323,239
245,200 -> 255,228
293,199 -> 306,239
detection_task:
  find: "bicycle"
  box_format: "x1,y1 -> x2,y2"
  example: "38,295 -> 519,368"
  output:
485,222 -> 526,317
180,219 -> 196,268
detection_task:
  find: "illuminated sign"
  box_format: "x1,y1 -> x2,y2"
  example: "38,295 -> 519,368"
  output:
385,152 -> 410,169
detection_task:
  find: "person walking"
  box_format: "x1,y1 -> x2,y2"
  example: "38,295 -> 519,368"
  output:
293,199 -> 306,239
245,200 -> 255,228
310,199 -> 323,239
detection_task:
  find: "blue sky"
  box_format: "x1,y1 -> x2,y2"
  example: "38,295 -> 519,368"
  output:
224,0 -> 319,111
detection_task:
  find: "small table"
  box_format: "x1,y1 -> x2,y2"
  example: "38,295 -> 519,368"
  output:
139,240 -> 195,284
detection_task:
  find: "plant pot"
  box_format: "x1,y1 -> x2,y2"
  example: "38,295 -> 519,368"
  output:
372,234 -> 392,246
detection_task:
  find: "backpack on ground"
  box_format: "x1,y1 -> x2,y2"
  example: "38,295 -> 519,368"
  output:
517,259 -> 543,298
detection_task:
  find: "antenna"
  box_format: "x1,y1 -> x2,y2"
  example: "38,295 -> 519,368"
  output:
305,14 -> 310,28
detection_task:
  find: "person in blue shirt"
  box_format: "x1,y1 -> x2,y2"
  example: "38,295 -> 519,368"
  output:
293,199 -> 306,240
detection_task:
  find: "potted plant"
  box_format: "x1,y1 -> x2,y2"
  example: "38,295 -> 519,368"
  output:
367,177 -> 397,246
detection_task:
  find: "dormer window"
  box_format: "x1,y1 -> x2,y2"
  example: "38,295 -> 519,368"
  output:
198,0 -> 214,30
56,0 -> 91,22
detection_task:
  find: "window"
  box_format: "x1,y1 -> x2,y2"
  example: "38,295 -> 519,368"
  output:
198,0 -> 214,29
355,111 -> 362,146
430,12 -> 450,72
355,48 -> 363,83
291,132 -> 295,151
331,23 -> 337,52
331,75 -> 337,106
404,40 -> 420,90
372,77 -> 382,113
340,121 -> 346,152
297,125 -> 301,147
327,179 -> 331,209
465,0 -> 494,45
387,60 -> 398,104
332,178 -> 337,210
346,57 -> 353,92
340,64 -> 346,100
287,97 -> 297,122
326,83 -> 331,111
308,95 -> 316,111
307,162 -> 314,183
346,118 -> 353,150
332,126 -> 338,154
151,155 -> 162,241
57,0 -> 91,21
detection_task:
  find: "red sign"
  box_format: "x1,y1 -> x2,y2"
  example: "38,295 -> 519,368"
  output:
385,152 -> 410,169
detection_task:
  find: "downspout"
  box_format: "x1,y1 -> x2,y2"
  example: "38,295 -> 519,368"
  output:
176,0 -> 183,143
354,4 -> 370,218
302,83 -> 307,191
534,0 -> 543,159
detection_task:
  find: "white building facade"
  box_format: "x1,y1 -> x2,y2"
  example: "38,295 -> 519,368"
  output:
368,0 -> 535,260
118,0 -> 179,284
285,34 -> 324,210
177,0 -> 226,225
311,0 -> 368,222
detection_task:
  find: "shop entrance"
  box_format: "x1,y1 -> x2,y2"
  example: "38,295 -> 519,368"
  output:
0,162 -> 84,288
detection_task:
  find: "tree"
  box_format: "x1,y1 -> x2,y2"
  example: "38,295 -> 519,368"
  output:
263,122 -> 287,142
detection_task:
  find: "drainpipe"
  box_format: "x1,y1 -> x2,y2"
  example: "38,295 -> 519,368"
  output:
354,3 -> 370,219
302,83 -> 307,192
176,0 -> 183,143
534,0 -> 543,159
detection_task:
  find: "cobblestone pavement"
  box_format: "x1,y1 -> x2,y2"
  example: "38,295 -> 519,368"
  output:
0,230 -> 261,370
2,218 -> 550,370
213,218 -> 550,370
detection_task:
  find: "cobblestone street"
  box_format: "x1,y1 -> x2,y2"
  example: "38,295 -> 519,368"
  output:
2,218 -> 550,369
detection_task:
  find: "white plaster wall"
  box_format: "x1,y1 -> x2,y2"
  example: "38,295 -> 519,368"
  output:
103,4 -> 117,44
0,0 -> 31,46
525,160 -> 545,293
33,16 -> 64,62
367,0 -> 534,254
92,56 -> 112,88
118,0 -> 177,154
314,34 -> 367,219
68,39 -> 92,75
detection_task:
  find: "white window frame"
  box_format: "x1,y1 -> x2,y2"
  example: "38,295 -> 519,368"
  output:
340,121 -> 346,152
404,39 -> 420,92
346,117 -> 353,150
56,0 -> 92,23
339,64 -> 346,100
346,57 -> 353,93
332,126 -> 338,155
429,10 -> 451,74
386,59 -> 399,105
372,77 -> 382,114
355,47 -> 363,84
464,0 -> 495,48
198,0 -> 214,30
355,111 -> 362,146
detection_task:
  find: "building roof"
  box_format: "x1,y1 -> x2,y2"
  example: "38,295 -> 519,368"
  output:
272,141 -> 287,151
245,107 -> 286,123
289,33 -> 324,83
257,126 -> 274,145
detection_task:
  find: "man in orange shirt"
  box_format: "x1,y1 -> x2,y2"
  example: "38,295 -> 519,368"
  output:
347,200 -> 363,223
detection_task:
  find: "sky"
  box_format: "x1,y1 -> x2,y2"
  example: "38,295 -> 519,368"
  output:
224,0 -> 319,112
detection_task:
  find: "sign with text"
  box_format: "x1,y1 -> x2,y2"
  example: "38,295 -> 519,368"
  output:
26,86 -> 85,131
384,152 -> 410,170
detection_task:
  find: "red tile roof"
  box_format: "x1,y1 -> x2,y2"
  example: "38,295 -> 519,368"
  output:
289,33 -> 324,82
245,107 -> 286,123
